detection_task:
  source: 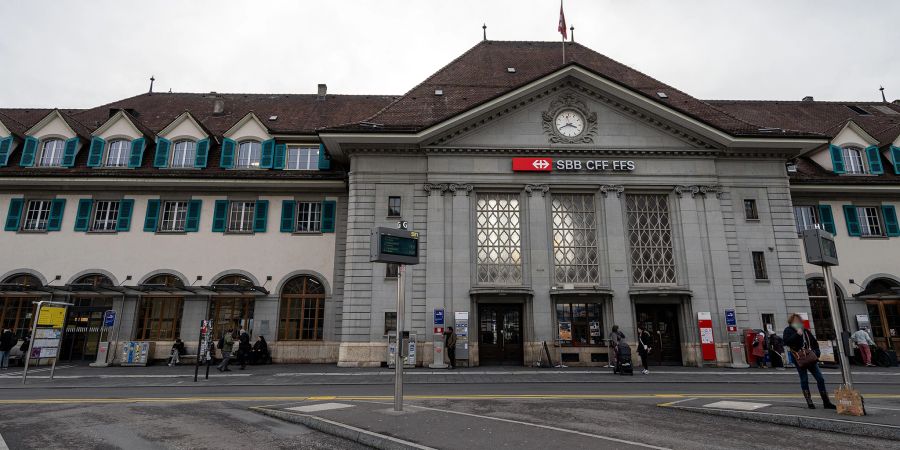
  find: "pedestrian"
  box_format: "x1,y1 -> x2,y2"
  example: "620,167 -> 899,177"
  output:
444,327 -> 457,369
636,325 -> 652,375
217,329 -> 235,372
850,327 -> 876,367
237,329 -> 251,370
0,328 -> 15,370
751,331 -> 767,368
783,314 -> 835,409
251,335 -> 270,365
768,332 -> 785,369
168,338 -> 186,366
607,325 -> 624,368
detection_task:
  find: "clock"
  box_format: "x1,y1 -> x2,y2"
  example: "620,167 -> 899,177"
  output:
554,109 -> 585,137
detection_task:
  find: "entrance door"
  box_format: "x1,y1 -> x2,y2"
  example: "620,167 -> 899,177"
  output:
478,304 -> 523,365
60,307 -> 107,361
867,301 -> 900,351
635,304 -> 682,365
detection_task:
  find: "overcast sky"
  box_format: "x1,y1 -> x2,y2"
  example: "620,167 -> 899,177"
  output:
1,0 -> 898,108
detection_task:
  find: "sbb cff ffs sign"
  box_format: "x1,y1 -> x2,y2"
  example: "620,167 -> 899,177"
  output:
370,227 -> 420,265
512,157 -> 553,172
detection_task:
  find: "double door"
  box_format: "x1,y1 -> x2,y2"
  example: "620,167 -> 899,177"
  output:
635,304 -> 683,365
60,306 -> 109,361
478,304 -> 523,365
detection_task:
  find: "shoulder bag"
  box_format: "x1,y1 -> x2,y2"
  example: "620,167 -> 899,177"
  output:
793,331 -> 818,369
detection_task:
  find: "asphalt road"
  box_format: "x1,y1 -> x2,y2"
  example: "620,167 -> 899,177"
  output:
0,381 -> 898,449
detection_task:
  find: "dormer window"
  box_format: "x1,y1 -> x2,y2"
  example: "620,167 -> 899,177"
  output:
171,140 -> 196,168
841,146 -> 866,174
236,140 -> 261,169
286,145 -> 319,170
106,139 -> 131,167
39,139 -> 65,167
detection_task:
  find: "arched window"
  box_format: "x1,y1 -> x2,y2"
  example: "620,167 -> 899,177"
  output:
278,275 -> 326,341
106,139 -> 131,167
39,139 -> 65,167
214,274 -> 254,287
209,274 -> 256,337
863,278 -> 900,348
841,146 -> 866,174
1,274 -> 42,339
3,274 -> 42,287
170,140 -> 196,168
807,278 -> 843,340
236,141 -> 261,169
137,273 -> 185,340
143,273 -> 185,288
74,274 -> 113,288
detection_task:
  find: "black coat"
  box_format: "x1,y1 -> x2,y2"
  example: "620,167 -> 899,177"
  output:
238,333 -> 252,352
637,331 -> 651,356
783,326 -> 820,356
0,330 -> 15,352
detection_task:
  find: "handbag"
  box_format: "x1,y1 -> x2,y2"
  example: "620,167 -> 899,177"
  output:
793,331 -> 818,369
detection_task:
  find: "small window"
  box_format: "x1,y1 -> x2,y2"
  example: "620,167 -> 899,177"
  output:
91,200 -> 120,232
743,199 -> 759,220
842,146 -> 866,174
857,206 -> 884,237
793,206 -> 819,234
22,200 -> 52,231
236,141 -> 261,169
296,201 -> 322,232
285,146 -> 319,170
752,251 -> 768,280
228,201 -> 256,233
39,139 -> 65,167
106,140 -> 131,167
384,312 -> 397,335
388,196 -> 402,217
159,201 -> 188,232
170,140 -> 196,168
385,263 -> 399,278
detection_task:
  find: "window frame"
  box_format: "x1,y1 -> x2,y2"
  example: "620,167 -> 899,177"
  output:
295,201 -> 323,233
793,205 -> 819,235
90,200 -> 121,233
227,200 -> 256,233
158,200 -> 189,233
841,146 -> 867,175
235,140 -> 262,169
135,296 -> 184,340
856,206 -> 885,238
21,199 -> 53,232
38,138 -> 65,167
387,196 -> 402,218
170,140 -> 196,169
385,263 -> 399,279
105,139 -> 131,168
383,311 -> 397,336
285,145 -> 319,171
751,251 -> 768,281
555,301 -> 604,347
743,199 -> 759,221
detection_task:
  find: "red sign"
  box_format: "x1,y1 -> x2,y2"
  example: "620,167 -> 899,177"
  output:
434,327 -> 444,334
697,312 -> 716,361
512,157 -> 553,172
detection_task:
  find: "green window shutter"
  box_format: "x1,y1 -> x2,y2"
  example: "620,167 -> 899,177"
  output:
194,138 -> 210,168
865,145 -> 884,174
321,200 -> 336,233
185,199 -> 202,232
260,139 -> 275,169
143,199 -> 160,232
280,200 -> 295,232
220,138 -> 236,169
87,137 -> 106,167
817,205 -> 836,235
253,200 -> 269,232
61,137 -> 79,167
117,199 -> 135,231
0,136 -> 13,167
882,205 -> 900,237
891,146 -> 900,175
47,199 -> 66,231
212,200 -> 228,232
317,144 -> 331,170
74,199 -> 93,231
4,198 -> 24,231
829,144 -> 845,174
128,137 -> 146,168
20,136 -> 38,167
153,138 -> 171,168
842,205 -> 861,236
273,144 -> 286,170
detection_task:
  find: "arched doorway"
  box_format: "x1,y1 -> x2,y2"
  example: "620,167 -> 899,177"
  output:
208,274 -> 256,339
807,278 -> 844,340
861,277 -> 900,350
0,274 -> 42,340
135,274 -> 185,341
278,275 -> 326,341
60,273 -> 116,361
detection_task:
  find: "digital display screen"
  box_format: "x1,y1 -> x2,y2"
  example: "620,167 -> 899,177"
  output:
823,239 -> 838,259
380,234 -> 418,257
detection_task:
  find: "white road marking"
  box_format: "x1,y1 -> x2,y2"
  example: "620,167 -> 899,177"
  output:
703,400 -> 770,411
0,430 -> 9,450
287,402 -> 354,413
18,373 -> 252,379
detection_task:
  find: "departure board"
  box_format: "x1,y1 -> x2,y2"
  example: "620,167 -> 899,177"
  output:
380,234 -> 418,257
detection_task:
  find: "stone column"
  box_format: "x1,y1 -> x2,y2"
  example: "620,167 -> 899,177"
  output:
526,184 -> 552,363
602,186 -> 632,338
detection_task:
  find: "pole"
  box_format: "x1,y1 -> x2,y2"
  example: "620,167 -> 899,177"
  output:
823,266 -> 853,388
562,38 -> 566,64
394,265 -> 405,411
22,301 -> 44,384
49,300 -> 70,380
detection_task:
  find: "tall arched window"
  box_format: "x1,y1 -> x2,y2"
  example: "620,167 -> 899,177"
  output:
807,278 -> 843,340
278,275 -> 326,340
236,141 -> 261,169
841,146 -> 866,174
137,273 -> 185,340
39,139 -> 65,167
209,274 -> 256,337
1,274 -> 42,339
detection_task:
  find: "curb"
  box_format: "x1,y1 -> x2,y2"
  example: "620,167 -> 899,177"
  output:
251,406 -> 435,450
660,404 -> 900,441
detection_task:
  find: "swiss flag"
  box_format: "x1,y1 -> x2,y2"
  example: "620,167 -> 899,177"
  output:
558,1 -> 567,40
513,157 -> 553,172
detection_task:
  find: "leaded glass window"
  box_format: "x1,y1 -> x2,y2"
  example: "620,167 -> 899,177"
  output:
475,193 -> 522,285
626,194 -> 676,284
551,194 -> 599,284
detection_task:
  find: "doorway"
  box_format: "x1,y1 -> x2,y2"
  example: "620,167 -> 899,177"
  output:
478,303 -> 524,365
60,303 -> 111,361
635,304 -> 683,365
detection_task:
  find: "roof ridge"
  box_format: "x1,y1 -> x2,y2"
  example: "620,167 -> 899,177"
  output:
707,99 -> 899,105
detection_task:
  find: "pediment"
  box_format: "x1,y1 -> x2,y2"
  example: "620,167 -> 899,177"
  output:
25,110 -> 77,139
224,112 -> 271,141
158,112 -> 209,141
93,111 -> 143,141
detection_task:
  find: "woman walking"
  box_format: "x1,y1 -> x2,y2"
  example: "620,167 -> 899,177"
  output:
783,314 -> 835,409
637,325 -> 652,375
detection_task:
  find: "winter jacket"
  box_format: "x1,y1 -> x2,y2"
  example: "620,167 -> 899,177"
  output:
220,334 -> 235,353
238,332 -> 252,352
783,326 -> 820,356
0,330 -> 15,352
637,331 -> 651,356
751,333 -> 767,357
445,332 -> 457,348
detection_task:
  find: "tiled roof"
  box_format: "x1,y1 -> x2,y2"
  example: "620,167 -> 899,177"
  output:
791,156 -> 900,185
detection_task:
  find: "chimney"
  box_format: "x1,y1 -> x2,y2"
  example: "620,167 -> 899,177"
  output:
317,83 -> 327,100
802,96 -> 814,102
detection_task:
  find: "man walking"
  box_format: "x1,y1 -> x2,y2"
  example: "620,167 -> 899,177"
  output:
0,328 -> 15,370
237,329 -> 251,370
217,329 -> 235,372
851,327 -> 876,367
444,327 -> 457,369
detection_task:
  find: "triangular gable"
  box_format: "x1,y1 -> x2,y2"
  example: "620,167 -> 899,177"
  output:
223,112 -> 271,141
157,111 -> 210,140
831,120 -> 878,148
25,109 -> 78,138
92,110 -> 145,140
0,119 -> 10,138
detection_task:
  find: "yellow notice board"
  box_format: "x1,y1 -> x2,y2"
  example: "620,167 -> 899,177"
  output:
37,306 -> 66,328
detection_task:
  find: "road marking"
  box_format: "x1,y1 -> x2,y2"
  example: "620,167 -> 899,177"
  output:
271,369 -> 899,377
703,400 -> 770,411
1,364 -> 76,377
287,402 -> 354,413
655,398 -> 697,407
377,401 -> 670,449
0,431 -> 8,450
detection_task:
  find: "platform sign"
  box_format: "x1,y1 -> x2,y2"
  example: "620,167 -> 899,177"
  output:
37,306 -> 66,327
434,308 -> 444,326
103,310 -> 116,327
725,309 -> 737,333
698,312 -> 716,361
370,227 -> 420,265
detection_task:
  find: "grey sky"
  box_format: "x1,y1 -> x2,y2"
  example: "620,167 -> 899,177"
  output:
1,0 -> 898,108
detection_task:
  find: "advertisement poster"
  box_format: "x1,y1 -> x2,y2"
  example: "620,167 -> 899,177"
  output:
697,312 -> 716,361
558,322 -> 572,341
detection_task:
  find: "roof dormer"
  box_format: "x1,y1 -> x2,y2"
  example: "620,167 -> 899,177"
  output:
811,121 -> 884,175
221,112 -> 275,169
87,110 -> 152,168
0,118 -> 16,167
19,109 -> 84,168
154,112 -> 211,169
888,133 -> 900,175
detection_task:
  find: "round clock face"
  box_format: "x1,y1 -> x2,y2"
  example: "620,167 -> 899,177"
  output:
555,109 -> 585,137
